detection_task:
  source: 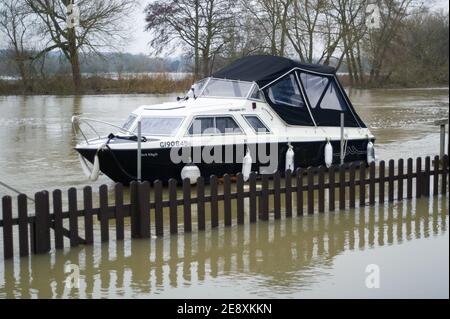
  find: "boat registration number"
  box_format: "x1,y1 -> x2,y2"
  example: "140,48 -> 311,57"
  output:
160,140 -> 189,148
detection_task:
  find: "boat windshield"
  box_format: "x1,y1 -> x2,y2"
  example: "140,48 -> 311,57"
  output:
134,117 -> 184,136
122,114 -> 137,131
186,78 -> 208,99
201,79 -> 253,98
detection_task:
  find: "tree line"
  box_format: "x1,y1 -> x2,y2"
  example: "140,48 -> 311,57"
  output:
0,0 -> 448,94
145,0 -> 449,87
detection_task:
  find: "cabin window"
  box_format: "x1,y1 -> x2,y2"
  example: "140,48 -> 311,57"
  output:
201,79 -> 253,98
299,73 -> 328,108
188,116 -> 242,135
266,74 -> 305,108
319,82 -> 347,111
243,115 -> 270,133
136,117 -> 184,136
122,114 -> 137,131
299,72 -> 347,111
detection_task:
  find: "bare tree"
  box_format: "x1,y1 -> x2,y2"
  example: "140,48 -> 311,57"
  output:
145,0 -> 234,77
0,0 -> 35,91
26,0 -> 136,92
365,0 -> 425,85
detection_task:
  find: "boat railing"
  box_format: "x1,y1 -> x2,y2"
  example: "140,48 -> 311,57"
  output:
71,116 -> 136,145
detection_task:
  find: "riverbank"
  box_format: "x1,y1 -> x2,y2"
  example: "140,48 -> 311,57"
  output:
0,74 -> 448,95
0,74 -> 195,95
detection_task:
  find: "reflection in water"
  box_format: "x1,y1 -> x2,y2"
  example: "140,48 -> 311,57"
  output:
0,196 -> 447,298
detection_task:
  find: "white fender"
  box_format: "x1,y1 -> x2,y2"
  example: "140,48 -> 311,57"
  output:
242,149 -> 252,182
325,139 -> 333,168
181,162 -> 200,184
367,140 -> 375,164
78,153 -> 101,181
285,144 -> 295,172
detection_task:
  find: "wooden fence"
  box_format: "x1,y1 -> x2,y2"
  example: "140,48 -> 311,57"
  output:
1,155 -> 448,260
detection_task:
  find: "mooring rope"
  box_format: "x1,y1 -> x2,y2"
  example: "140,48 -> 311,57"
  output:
0,180 -> 35,202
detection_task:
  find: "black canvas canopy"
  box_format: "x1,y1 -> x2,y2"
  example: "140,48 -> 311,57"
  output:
212,55 -> 336,87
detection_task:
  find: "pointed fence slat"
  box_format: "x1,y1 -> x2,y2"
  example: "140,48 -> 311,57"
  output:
249,173 -> 257,223
307,167 -> 314,215
359,163 -> 366,206
197,177 -> 206,230
99,185 -> 109,242
388,160 -> 395,202
2,196 -> 13,259
285,170 -> 292,217
114,183 -> 125,240
329,166 -> 335,212
236,174 -> 245,225
223,174 -> 232,227
398,159 -> 404,200
273,172 -> 281,219
210,175 -> 219,228
82,186 -> 93,245
18,194 -> 29,256
168,179 -> 178,234
318,166 -> 325,213
295,168 -> 304,216
154,180 -> 164,236
183,178 -> 192,232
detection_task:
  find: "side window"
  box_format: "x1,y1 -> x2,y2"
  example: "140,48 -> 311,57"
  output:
188,116 -> 242,135
320,82 -> 347,111
300,72 -> 328,108
216,117 -> 242,134
188,117 -> 215,135
266,74 -> 305,108
244,115 -> 270,133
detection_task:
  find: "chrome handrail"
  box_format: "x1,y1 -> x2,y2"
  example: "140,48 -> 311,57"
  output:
72,116 -> 136,145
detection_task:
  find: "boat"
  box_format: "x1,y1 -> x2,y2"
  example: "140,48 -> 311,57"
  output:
73,55 -> 375,184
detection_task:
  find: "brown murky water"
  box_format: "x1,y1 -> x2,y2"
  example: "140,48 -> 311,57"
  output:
0,88 -> 448,298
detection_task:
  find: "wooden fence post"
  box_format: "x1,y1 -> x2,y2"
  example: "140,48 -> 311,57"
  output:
285,170 -> 292,217
236,174 -> 245,225
369,162 -> 376,205
379,161 -> 385,204
273,171 -> 281,220
416,157 -> 422,198
18,194 -> 29,257
433,156 -> 439,196
359,162 -> 366,207
154,180 -> 164,236
318,166 -> 325,213
33,191 -> 50,254
398,159 -> 404,201
307,167 -> 314,215
407,158 -> 413,199
339,165 -> 346,210
295,168 -> 303,216
224,174 -> 232,227
168,179 -> 178,234
83,186 -> 93,245
2,196 -> 13,259
424,156 -> 431,197
329,166 -> 335,212
197,177 -> 206,230
388,160 -> 395,202
210,175 -> 219,227
114,183 -> 125,241
183,178 -> 192,232
349,163 -> 356,209
99,185 -> 109,242
249,173 -> 257,223
259,174 -> 269,221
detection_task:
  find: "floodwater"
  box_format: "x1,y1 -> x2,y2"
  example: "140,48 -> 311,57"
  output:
0,88 -> 448,298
